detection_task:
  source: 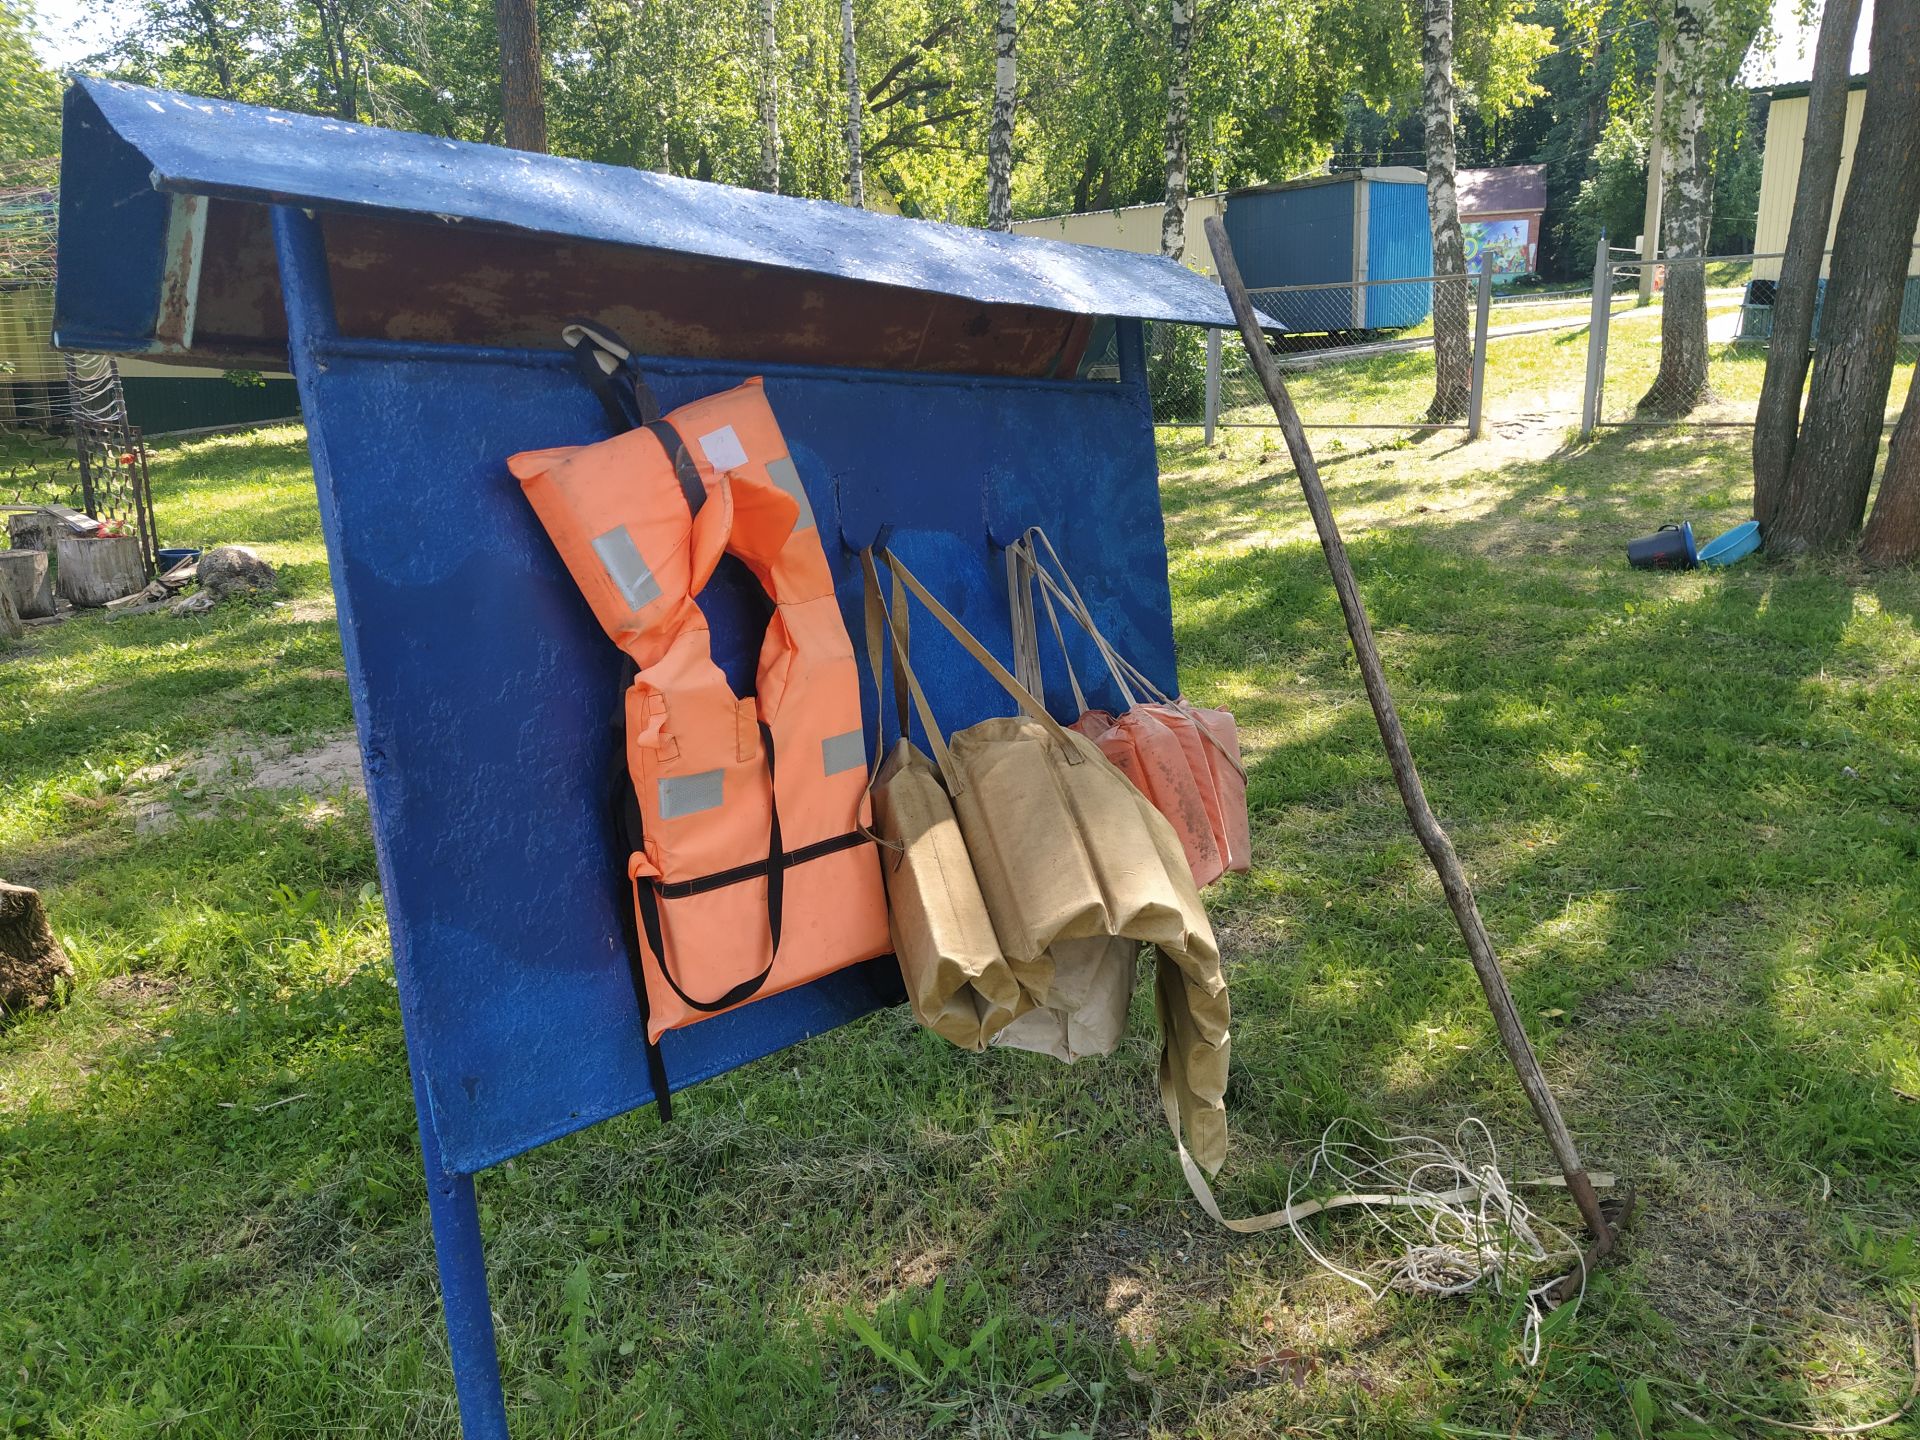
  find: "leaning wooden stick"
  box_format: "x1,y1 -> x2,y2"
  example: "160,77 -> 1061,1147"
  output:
1202,216 -> 1616,1255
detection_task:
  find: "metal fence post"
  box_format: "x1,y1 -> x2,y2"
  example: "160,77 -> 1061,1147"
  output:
1467,267 -> 1493,441
1581,235 -> 1612,440
1203,327 -> 1222,444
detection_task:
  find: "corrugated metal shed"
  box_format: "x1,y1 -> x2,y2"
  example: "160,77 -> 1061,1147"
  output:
1222,170 -> 1433,330
55,78 -> 1265,375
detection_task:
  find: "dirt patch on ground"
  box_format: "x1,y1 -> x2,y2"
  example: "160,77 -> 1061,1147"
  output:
1,970 -> 180,1115
1625,1150 -> 1912,1417
1579,918 -> 1758,1031
128,731 -> 365,834
96,971 -> 182,1008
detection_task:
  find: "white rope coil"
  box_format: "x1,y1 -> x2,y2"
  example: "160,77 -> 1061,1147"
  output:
1281,1118 -> 1587,1364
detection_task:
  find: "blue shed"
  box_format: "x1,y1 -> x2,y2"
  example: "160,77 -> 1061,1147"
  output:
1222,168 -> 1434,331
53,78 -> 1270,1440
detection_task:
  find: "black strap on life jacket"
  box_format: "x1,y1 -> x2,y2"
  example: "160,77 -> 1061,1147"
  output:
611,691 -> 673,1123
562,319 -> 706,524
631,721 -> 785,1015
563,319 -> 662,433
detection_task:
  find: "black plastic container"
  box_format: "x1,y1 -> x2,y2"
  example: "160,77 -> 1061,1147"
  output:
1627,522 -> 1696,570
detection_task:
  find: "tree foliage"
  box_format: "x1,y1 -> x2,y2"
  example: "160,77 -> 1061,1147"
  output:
0,0 -> 61,180
79,0 -> 1420,224
73,0 -> 1773,272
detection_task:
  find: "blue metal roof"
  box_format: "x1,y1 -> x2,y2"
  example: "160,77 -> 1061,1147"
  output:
62,77 -> 1255,337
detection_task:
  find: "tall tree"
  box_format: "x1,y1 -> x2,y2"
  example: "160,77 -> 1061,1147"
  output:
1423,0 -> 1471,423
493,0 -> 546,152
986,0 -> 1015,230
757,0 -> 781,193
1160,0 -> 1191,259
1633,0 -> 1766,413
1752,0 -> 1861,520
1860,366 -> 1920,565
842,0 -> 863,206
1771,2 -> 1920,554
1638,0 -> 1715,415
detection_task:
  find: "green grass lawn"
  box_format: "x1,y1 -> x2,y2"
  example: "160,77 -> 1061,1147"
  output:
3,417 -> 1918,1438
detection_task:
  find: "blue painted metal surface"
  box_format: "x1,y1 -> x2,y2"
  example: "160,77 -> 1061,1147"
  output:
57,76 -> 1254,362
1224,179 -> 1354,296
269,202 -> 1173,1177
266,200 -> 1173,1429
1224,174 -> 1435,331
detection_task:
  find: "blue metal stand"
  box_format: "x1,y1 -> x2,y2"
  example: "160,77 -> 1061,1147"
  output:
57,83 -> 1269,1436
269,202 -> 510,1436
414,1082 -> 509,1438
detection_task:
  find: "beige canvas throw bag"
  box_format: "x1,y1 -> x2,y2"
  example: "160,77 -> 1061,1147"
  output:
869,549 -> 1234,1174
860,552 -> 1027,1052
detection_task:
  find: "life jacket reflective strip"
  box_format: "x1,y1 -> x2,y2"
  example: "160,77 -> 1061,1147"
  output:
510,369 -> 891,1043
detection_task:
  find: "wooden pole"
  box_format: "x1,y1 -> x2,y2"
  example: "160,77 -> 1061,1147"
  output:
1203,215 -> 1615,1253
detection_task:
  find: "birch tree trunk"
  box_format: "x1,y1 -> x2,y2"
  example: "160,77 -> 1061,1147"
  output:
1638,0 -> 1715,417
1773,0 -> 1920,553
1751,0 -> 1860,522
842,0 -> 864,207
758,0 -> 782,194
1860,365 -> 1920,565
494,0 -> 548,153
986,0 -> 1017,232
1422,0 -> 1471,423
1161,0 -> 1192,261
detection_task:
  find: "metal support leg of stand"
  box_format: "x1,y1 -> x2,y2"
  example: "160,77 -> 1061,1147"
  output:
270,199 -> 512,1439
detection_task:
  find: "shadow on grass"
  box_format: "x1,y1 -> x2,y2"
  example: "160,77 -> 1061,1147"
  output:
1164,510 -> 1919,1422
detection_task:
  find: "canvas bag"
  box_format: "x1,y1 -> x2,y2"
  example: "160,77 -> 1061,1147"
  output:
1007,529 -> 1252,886
865,548 -> 1234,1173
859,552 -> 1029,1051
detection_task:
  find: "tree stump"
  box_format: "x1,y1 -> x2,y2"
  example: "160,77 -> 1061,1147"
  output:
0,579 -> 20,642
7,510 -> 56,551
55,534 -> 146,608
0,548 -> 54,618
1,882 -> 72,1014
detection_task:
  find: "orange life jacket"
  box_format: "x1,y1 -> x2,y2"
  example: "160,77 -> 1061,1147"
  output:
509,338 -> 890,1044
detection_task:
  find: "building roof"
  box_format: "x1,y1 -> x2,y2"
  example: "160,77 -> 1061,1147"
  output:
1765,74 -> 1870,100
1456,165 -> 1547,217
1227,166 -> 1427,199
58,77 -> 1253,350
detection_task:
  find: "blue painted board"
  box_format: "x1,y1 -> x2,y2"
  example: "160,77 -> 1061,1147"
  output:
288,325 -> 1174,1178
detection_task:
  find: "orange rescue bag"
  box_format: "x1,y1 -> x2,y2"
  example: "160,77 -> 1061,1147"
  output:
1007,528 -> 1251,888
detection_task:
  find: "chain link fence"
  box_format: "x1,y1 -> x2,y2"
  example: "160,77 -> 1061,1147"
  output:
1149,273 -> 1491,435
1585,246 -> 1920,433
1128,242 -> 1917,440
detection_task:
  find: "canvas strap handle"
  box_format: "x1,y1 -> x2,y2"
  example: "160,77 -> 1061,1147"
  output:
878,548 -> 1084,769
1156,1050 -> 1615,1234
1021,527 -> 1153,708
1007,536 -> 1094,714
861,549 -> 960,792
1018,528 -> 1247,780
